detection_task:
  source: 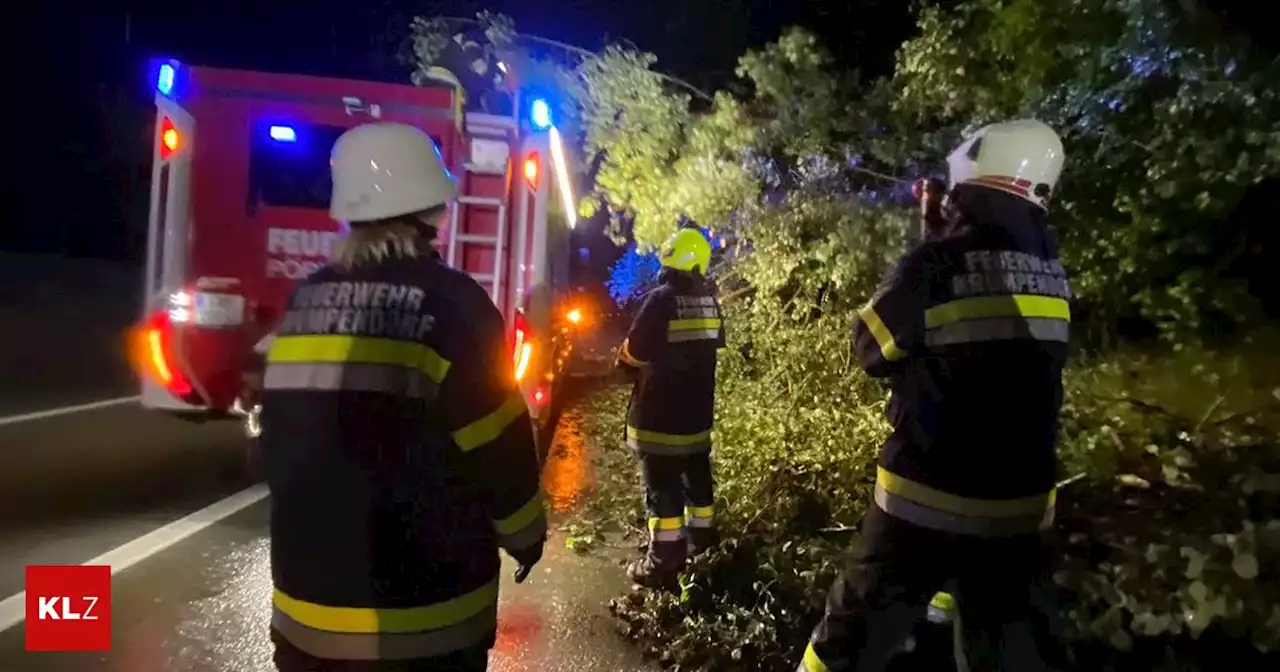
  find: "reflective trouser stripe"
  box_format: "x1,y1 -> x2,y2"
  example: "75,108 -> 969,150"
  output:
875,468 -> 1054,537
924,295 -> 1071,328
263,361 -> 440,399
857,305 -> 905,361
649,516 -> 684,542
494,491 -> 548,551
272,603 -> 497,661
452,394 -> 529,452
267,335 -> 451,383
667,317 -> 722,343
798,641 -> 830,672
626,426 -> 712,455
925,316 -> 1069,347
685,505 -> 714,528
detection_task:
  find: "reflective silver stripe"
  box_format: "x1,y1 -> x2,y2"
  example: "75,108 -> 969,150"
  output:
263,362 -> 439,399
271,604 -> 496,661
667,329 -> 720,343
873,485 -> 1048,537
675,307 -> 719,318
686,517 -> 713,528
498,511 -> 548,551
652,529 -> 684,542
626,438 -> 712,455
925,316 -> 1069,347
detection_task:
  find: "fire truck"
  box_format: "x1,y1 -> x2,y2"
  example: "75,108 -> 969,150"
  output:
132,58 -> 578,435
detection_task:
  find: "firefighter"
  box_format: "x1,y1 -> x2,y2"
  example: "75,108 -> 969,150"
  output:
797,119 -> 1072,672
616,228 -> 725,590
259,122 -> 547,671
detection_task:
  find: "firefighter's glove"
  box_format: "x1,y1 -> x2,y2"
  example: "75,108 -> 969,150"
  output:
510,540 -> 545,584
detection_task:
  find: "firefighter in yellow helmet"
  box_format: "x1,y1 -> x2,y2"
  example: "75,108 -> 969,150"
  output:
616,227 -> 725,590
798,119 -> 1071,672
260,122 -> 547,671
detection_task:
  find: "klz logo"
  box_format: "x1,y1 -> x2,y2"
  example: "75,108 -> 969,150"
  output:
25,565 -> 112,651
37,596 -> 100,620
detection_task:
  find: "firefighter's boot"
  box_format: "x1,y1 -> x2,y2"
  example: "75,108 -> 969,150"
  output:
628,555 -> 682,592
687,525 -> 719,557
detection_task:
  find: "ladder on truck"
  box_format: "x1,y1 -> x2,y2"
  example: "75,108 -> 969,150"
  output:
446,113 -> 520,313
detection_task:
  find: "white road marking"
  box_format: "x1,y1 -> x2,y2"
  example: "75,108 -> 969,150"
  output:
0,396 -> 140,428
0,483 -> 270,632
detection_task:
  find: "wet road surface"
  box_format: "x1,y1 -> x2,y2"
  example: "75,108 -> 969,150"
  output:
0,397 -> 655,671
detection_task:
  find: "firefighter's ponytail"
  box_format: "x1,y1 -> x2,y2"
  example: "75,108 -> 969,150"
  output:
331,205 -> 447,270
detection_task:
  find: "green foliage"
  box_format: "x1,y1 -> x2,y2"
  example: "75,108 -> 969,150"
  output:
396,7 -> 1280,669
893,0 -> 1280,340
568,47 -> 758,247
576,321 -> 1280,671
550,3 -> 1280,670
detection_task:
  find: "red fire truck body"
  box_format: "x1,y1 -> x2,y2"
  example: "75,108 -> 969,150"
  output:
135,59 -> 572,428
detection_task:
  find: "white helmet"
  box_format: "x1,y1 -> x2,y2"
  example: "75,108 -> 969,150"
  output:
946,119 -> 1065,210
329,122 -> 459,223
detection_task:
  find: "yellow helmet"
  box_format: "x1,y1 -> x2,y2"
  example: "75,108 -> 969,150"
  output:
659,229 -> 712,275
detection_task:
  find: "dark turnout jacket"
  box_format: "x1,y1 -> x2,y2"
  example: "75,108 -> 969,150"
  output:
618,271 -> 726,455
853,190 -> 1071,537
260,252 -> 546,661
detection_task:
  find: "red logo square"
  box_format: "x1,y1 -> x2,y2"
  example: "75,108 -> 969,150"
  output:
25,565 -> 112,652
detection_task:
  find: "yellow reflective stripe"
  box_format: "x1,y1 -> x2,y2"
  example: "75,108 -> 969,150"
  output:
267,335 -> 451,383
801,641 -> 830,672
273,579 -> 498,634
648,517 -> 683,531
626,425 -> 711,446
685,505 -> 714,518
668,318 -> 722,332
494,491 -> 545,536
452,394 -> 528,452
876,467 -> 1053,518
856,305 -> 905,362
924,294 -> 1070,329
618,339 -> 646,366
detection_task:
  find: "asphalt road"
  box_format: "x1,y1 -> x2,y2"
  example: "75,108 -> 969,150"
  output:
0,392 -> 652,671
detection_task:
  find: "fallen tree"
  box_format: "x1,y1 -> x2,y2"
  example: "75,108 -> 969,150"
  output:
407,4 -> 1280,669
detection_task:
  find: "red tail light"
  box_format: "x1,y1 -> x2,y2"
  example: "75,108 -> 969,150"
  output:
522,152 -> 539,189
511,310 -> 532,382
159,116 -> 181,160
131,309 -> 192,397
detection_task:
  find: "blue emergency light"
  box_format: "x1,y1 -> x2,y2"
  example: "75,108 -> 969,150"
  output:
530,98 -> 552,131
157,63 -> 176,96
269,125 -> 297,142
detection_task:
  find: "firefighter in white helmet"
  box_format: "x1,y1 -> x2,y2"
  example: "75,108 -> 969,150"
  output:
259,122 -> 547,671
798,119 -> 1071,672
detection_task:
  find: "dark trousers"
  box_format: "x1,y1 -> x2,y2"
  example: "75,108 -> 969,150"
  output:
640,451 -> 715,568
804,506 -> 1067,672
272,629 -> 490,672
